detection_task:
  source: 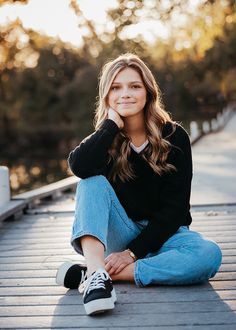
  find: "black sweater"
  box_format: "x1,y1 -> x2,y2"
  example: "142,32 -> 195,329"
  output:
68,119 -> 193,259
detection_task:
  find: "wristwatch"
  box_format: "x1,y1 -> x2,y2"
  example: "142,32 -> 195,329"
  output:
126,249 -> 137,261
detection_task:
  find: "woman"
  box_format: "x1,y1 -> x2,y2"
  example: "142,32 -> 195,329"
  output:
56,53 -> 222,315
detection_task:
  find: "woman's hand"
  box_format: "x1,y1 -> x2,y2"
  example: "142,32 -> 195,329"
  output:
107,107 -> 124,129
105,250 -> 134,275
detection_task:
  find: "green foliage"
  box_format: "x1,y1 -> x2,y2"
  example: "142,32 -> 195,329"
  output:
0,0 -> 28,5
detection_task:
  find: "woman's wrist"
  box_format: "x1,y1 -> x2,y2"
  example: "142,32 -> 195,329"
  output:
125,248 -> 137,262
107,107 -> 124,129
108,118 -> 122,129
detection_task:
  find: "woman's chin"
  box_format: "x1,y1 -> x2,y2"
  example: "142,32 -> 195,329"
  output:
117,109 -> 137,117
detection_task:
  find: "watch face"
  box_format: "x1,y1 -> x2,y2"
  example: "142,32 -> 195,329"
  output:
126,249 -> 136,260
129,251 -> 136,260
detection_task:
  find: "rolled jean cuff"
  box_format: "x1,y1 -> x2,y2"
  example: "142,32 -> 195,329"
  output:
70,231 -> 107,254
134,260 -> 144,287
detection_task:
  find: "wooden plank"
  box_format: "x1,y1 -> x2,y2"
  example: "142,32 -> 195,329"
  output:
8,260 -> 236,272
0,262 -> 81,271
0,243 -> 72,250
25,200 -> 76,213
0,200 -> 26,222
192,215 -> 236,221
7,224 -> 234,234
0,327 -> 234,330
0,255 -> 79,263
0,237 -> 71,244
2,236 -> 236,245
1,300 -> 236,316
1,276 -> 236,288
2,229 -> 236,240
1,283 -> 236,298
1,255 -> 235,272
213,272 -> 236,280
1,311 -> 236,329
6,253 -> 236,265
3,222 -> 236,233
0,269 -> 56,278
1,265 -> 236,279
13,176 -> 78,203
0,290 -> 235,306
0,246 -> 236,258
0,240 -> 235,251
0,248 -> 76,257
3,214 -> 235,229
0,261 -> 232,272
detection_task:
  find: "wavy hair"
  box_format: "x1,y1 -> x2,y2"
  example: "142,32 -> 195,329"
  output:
94,53 -> 176,183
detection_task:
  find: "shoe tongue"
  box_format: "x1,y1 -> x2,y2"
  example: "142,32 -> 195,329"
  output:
91,268 -> 106,276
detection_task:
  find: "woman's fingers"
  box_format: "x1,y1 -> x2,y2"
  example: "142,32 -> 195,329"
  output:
105,251 -> 133,275
113,263 -> 127,275
105,252 -> 130,275
105,258 -> 121,274
105,253 -> 125,275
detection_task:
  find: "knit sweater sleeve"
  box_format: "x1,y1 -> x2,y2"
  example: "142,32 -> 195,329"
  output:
68,119 -> 120,179
127,125 -> 193,259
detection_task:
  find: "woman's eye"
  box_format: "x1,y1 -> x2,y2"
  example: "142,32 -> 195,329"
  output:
111,85 -> 141,91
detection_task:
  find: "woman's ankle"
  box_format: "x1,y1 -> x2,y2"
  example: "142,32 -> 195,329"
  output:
87,263 -> 106,277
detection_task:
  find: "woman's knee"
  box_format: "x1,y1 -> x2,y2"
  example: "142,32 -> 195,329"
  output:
78,175 -> 108,190
198,240 -> 222,278
175,241 -> 222,284
75,175 -> 109,198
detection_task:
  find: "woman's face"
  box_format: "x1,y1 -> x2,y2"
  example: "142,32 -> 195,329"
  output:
107,67 -> 147,118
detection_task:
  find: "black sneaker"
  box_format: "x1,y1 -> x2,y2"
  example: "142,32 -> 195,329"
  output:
79,268 -> 117,315
56,261 -> 87,289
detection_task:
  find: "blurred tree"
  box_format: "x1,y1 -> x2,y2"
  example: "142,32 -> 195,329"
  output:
0,18 -> 97,154
0,0 -> 235,156
0,0 -> 28,4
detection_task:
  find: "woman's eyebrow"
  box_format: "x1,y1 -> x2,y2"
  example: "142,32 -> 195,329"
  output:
111,81 -> 143,85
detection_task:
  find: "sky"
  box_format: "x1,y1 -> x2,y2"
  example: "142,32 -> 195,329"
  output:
0,0 -> 171,47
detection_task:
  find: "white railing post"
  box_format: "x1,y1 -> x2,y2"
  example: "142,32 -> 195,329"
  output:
202,121 -> 210,134
211,118 -> 218,131
0,166 -> 11,207
190,121 -> 200,143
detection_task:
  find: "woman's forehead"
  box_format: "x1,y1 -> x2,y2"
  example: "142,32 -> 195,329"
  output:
112,67 -> 142,83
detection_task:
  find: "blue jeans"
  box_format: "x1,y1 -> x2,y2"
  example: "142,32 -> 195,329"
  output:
71,175 -> 222,287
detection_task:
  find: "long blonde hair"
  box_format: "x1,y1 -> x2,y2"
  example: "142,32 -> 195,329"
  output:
94,53 -> 176,183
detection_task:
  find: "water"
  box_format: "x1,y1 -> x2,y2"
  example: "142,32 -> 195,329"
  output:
0,155 -> 71,196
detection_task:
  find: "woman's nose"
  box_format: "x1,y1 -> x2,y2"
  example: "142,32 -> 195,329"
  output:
120,87 -> 131,98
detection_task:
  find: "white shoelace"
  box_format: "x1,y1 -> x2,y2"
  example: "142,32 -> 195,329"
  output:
79,269 -> 109,295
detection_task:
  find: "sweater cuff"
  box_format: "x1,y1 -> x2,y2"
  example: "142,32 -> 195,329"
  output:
126,237 -> 157,260
100,119 -> 120,136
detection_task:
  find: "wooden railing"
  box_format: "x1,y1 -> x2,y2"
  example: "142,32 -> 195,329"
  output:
0,176 -> 79,222
190,104 -> 234,144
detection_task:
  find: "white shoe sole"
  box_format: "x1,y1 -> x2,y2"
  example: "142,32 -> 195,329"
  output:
111,288 -> 117,304
55,261 -> 75,286
84,297 -> 115,315
84,288 -> 117,315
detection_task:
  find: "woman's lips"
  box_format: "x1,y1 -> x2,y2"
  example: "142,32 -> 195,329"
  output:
118,102 -> 135,105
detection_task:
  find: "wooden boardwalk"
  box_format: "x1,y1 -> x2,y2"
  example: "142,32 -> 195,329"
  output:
1,115 -> 236,329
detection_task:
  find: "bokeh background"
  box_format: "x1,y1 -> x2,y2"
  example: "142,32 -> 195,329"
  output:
0,0 -> 235,195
